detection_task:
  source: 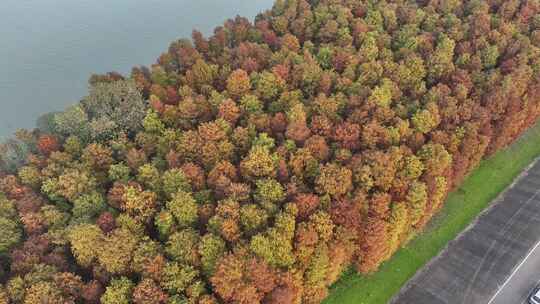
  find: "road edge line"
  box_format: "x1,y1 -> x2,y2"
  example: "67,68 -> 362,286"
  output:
487,232 -> 540,303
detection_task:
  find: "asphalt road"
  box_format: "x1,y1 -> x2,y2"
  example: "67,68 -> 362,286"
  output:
391,159 -> 540,304
488,240 -> 540,304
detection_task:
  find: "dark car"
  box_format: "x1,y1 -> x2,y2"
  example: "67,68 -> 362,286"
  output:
530,285 -> 540,304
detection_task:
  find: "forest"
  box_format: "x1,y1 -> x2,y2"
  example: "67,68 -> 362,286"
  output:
1,0 -> 540,303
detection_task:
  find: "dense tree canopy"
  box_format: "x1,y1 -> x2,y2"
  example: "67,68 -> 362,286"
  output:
2,0 -> 540,303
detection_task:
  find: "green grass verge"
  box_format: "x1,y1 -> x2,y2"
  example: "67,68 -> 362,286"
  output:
323,122 -> 540,304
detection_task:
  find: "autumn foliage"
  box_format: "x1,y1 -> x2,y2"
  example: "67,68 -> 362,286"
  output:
2,0 -> 540,303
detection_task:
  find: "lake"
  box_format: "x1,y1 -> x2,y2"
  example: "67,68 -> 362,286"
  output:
0,0 -> 274,139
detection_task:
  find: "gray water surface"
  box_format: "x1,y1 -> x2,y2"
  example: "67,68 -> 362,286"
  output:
0,0 -> 274,138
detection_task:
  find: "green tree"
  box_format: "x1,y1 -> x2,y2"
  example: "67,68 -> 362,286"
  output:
108,163 -> 131,183
101,277 -> 134,304
54,105 -> 91,141
254,178 -> 285,213
161,261 -> 199,294
407,181 -> 428,226
411,103 -> 440,134
82,79 -> 147,139
162,168 -> 192,198
155,210 -> 176,239
142,109 -> 165,134
0,217 -> 21,256
254,71 -> 284,101
481,45 -> 499,69
18,165 -> 42,189
72,191 -> 107,221
250,207 -> 296,268
359,32 -> 379,62
240,204 -> 269,235
166,228 -> 200,265
240,94 -> 263,114
6,276 -> 25,303
369,78 -> 394,107
68,224 -> 103,267
0,197 -> 21,256
97,228 -> 139,274
198,233 -> 226,276
427,34 -> 456,82
166,191 -> 198,228
240,146 -> 278,180
315,163 -> 353,197
137,164 -> 162,193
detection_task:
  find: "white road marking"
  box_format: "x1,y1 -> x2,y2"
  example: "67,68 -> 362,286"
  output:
487,238 -> 540,304
521,278 -> 540,304
487,187 -> 540,304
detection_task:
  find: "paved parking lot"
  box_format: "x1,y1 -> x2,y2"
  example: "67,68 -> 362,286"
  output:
391,159 -> 540,304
